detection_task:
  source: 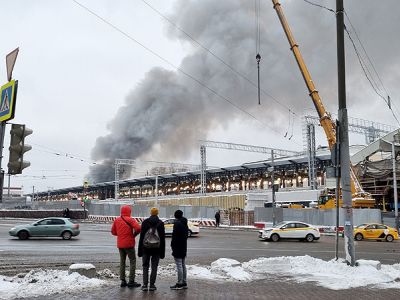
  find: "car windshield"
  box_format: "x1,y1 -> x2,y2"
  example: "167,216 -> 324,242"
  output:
356,224 -> 367,228
274,222 -> 287,228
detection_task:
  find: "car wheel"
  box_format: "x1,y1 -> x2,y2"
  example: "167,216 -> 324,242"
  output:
305,234 -> 314,242
355,233 -> 363,241
62,231 -> 72,240
188,230 -> 192,237
18,230 -> 29,240
270,233 -> 280,242
386,234 -> 394,242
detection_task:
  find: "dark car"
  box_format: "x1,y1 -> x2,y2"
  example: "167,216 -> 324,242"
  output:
9,218 -> 80,240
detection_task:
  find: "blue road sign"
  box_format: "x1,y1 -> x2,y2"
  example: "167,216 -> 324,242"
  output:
0,80 -> 17,122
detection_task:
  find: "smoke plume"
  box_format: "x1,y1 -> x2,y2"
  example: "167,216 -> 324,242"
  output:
89,0 -> 400,183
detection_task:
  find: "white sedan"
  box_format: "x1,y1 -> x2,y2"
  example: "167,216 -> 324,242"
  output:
163,218 -> 200,237
258,221 -> 320,242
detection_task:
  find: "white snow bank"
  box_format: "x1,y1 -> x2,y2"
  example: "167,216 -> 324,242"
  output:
210,258 -> 252,281
242,255 -> 400,290
69,263 -> 95,270
0,269 -> 107,299
157,256 -> 400,290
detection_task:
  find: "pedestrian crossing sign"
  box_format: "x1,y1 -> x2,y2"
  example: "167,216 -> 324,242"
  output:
0,80 -> 17,122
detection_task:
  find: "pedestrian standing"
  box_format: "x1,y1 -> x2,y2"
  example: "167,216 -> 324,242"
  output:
138,207 -> 165,292
111,205 -> 141,288
215,210 -> 221,227
170,209 -> 189,290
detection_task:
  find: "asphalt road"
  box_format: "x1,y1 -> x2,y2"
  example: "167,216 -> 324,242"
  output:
0,218 -> 399,276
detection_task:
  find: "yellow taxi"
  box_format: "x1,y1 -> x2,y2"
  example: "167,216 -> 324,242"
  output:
354,223 -> 398,242
163,218 -> 200,237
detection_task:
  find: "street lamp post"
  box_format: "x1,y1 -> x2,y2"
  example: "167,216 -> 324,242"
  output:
392,133 -> 400,231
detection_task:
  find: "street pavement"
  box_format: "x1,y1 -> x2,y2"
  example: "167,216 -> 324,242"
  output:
1,218 -> 400,299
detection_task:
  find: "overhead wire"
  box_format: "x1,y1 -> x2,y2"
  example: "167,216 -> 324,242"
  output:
343,26 -> 400,126
31,143 -> 97,165
343,10 -> 400,119
72,0 -> 302,145
302,0 -> 400,127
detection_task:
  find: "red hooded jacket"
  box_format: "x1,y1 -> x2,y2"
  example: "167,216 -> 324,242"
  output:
111,205 -> 141,249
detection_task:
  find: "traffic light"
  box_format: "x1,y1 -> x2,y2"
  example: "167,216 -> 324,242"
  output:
8,124 -> 32,175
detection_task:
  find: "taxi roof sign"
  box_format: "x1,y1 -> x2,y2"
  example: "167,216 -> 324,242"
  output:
0,80 -> 17,122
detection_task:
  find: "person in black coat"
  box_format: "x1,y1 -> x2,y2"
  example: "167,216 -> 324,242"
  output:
170,210 -> 189,290
138,207 -> 165,291
215,210 -> 220,227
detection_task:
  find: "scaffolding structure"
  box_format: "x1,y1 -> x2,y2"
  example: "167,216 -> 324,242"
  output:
114,159 -> 136,201
304,114 -> 395,147
306,124 -> 317,189
199,140 -> 303,194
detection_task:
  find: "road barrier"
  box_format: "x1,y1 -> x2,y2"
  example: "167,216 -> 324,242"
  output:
87,215 -> 144,223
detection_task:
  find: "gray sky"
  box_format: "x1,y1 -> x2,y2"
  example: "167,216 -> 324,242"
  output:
1,0 -> 399,193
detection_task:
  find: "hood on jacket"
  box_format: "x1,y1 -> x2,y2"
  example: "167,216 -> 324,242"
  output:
120,205 -> 132,217
148,215 -> 160,226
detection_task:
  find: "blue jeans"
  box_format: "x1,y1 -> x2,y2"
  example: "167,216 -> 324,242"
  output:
174,257 -> 187,284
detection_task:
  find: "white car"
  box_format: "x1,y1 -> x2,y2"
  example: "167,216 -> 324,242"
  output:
258,221 -> 320,242
163,218 -> 200,237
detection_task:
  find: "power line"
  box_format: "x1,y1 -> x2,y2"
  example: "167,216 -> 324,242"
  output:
72,0 -> 301,144
343,10 -> 400,118
344,26 -> 400,126
302,0 -> 400,126
302,0 -> 335,13
31,144 -> 97,165
141,0 -> 298,117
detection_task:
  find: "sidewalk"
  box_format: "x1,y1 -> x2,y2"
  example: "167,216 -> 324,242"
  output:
34,277 -> 400,300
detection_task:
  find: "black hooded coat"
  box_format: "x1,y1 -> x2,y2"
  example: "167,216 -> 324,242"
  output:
171,217 -> 188,258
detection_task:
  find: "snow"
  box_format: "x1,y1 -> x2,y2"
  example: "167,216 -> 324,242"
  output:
69,263 -> 95,270
162,256 -> 400,290
0,269 -> 107,299
241,256 -> 400,290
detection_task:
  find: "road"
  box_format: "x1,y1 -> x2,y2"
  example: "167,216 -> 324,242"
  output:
0,218 -> 399,276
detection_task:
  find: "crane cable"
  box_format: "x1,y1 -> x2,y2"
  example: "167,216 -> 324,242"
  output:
255,0 -> 261,105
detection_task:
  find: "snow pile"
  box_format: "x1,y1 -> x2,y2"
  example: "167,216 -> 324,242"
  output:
162,256 -> 400,290
242,255 -> 400,290
210,258 -> 252,281
0,269 -> 107,299
69,263 -> 95,270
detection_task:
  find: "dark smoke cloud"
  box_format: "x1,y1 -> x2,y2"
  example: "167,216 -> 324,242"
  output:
89,0 -> 400,183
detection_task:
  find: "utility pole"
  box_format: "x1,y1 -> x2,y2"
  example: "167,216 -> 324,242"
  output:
337,0 -> 355,266
271,150 -> 276,226
334,121 -> 341,261
392,134 -> 399,231
7,174 -> 10,197
155,175 -> 159,207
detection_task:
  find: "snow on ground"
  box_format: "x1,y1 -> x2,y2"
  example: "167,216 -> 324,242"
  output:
158,256 -> 400,290
243,255 -> 400,290
1,256 -> 399,298
0,269 -> 108,300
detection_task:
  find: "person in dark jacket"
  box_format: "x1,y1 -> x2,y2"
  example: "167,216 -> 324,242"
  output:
215,210 -> 220,227
138,207 -> 165,292
111,205 -> 141,288
170,210 -> 189,290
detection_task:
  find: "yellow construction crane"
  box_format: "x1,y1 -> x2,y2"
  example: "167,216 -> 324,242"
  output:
271,0 -> 375,209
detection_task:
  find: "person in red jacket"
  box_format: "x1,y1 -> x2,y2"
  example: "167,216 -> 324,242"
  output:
111,205 -> 141,288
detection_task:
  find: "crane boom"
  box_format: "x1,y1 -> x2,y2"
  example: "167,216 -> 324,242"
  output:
271,0 -> 374,207
272,0 -> 336,148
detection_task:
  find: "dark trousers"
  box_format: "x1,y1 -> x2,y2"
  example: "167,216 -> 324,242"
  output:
142,253 -> 160,286
119,248 -> 136,282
